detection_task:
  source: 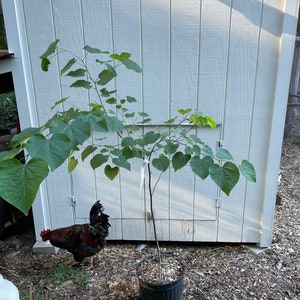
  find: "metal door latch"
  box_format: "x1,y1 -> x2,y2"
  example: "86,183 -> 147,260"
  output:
215,198 -> 223,208
70,196 -> 77,206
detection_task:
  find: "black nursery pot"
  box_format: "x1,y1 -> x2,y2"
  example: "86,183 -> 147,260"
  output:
137,255 -> 184,300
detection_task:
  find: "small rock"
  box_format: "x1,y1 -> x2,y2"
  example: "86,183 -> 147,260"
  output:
276,194 -> 282,205
9,238 -> 22,250
10,128 -> 18,135
137,244 -> 147,251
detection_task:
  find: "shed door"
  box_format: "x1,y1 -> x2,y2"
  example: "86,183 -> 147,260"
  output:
73,128 -> 221,242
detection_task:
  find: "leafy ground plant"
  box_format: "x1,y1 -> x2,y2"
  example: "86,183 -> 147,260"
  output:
48,265 -> 90,286
20,292 -> 48,300
0,91 -> 18,135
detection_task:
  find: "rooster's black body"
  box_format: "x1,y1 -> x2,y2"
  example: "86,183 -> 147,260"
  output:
40,201 -> 110,263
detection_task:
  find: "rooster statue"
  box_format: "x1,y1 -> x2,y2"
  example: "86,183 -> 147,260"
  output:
40,201 -> 110,268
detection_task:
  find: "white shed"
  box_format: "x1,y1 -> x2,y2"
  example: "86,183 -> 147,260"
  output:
1,0 -> 298,249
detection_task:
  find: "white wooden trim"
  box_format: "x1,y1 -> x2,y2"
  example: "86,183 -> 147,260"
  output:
1,0 -> 52,243
259,0 -> 299,247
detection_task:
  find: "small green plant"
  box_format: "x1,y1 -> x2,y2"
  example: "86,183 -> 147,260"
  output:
264,249 -> 274,255
48,265 -> 90,286
0,91 -> 18,135
76,271 -> 92,286
20,292 -> 48,300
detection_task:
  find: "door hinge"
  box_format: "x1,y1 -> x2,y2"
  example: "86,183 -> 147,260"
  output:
215,197 -> 222,208
70,196 -> 77,206
216,140 -> 224,149
146,211 -> 153,221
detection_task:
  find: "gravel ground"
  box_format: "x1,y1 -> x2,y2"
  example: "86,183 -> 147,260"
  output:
0,142 -> 299,300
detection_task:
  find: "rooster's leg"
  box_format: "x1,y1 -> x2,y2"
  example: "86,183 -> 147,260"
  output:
84,256 -> 94,270
62,259 -> 81,268
62,259 -> 75,266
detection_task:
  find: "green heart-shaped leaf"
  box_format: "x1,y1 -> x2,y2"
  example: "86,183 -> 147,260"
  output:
164,141 -> 179,155
90,154 -> 109,170
152,155 -> 170,172
10,127 -> 41,148
121,137 -> 136,147
126,96 -> 137,103
104,165 -> 119,180
97,69 -> 116,86
40,39 -> 60,71
40,57 -> 51,71
51,119 -> 91,146
123,58 -> 142,73
0,158 -> 49,215
0,148 -> 23,162
209,162 -> 240,196
40,39 -> 59,59
172,151 -> 191,172
112,155 -> 131,171
239,160 -> 256,182
83,45 -> 104,54
190,156 -> 214,180
26,133 -> 74,171
216,148 -> 234,161
67,68 -> 86,77
60,58 -> 76,75
202,144 -> 213,157
70,80 -> 92,89
177,108 -> 192,115
102,116 -> 124,133
143,131 -> 160,145
68,156 -> 78,172
81,145 -> 97,161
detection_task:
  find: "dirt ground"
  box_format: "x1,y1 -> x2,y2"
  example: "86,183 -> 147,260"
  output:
0,142 -> 299,300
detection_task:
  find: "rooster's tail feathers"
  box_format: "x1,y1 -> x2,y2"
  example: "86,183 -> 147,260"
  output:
90,200 -> 107,226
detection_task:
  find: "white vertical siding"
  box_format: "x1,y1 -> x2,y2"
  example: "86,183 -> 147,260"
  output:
198,0 -> 231,121
4,0 -> 298,245
242,0 -> 285,243
111,0 -> 142,113
22,0 -> 74,229
141,0 -> 170,123
218,0 -> 263,242
170,0 -> 200,114
195,0 -> 232,241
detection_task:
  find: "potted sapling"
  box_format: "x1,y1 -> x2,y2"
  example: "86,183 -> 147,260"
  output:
0,40 -> 256,299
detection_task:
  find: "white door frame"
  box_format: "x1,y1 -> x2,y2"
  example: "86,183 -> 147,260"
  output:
1,0 -> 54,252
259,0 -> 299,247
